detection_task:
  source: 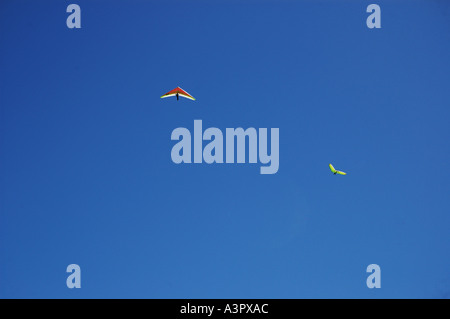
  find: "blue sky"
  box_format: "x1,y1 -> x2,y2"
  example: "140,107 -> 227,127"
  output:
1,0 -> 449,298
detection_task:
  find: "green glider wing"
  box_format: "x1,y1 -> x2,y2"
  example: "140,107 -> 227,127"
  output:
329,163 -> 337,174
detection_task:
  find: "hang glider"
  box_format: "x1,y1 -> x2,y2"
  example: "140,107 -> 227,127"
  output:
329,163 -> 346,175
160,87 -> 195,101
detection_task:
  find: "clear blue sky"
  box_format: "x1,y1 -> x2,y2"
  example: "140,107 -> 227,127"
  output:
1,0 -> 449,298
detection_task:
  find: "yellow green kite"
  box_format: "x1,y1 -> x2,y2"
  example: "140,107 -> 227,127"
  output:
329,163 -> 346,175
